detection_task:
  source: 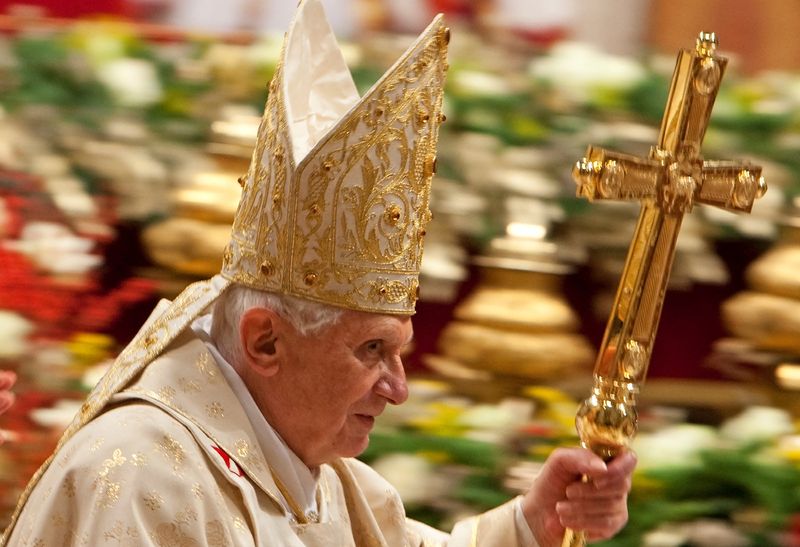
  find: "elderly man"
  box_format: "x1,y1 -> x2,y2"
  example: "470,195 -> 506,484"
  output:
3,1 -> 634,545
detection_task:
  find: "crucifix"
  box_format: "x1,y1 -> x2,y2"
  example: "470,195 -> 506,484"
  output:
561,32 -> 767,547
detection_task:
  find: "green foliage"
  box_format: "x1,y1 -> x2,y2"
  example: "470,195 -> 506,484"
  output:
2,33 -> 216,142
596,498 -> 743,547
624,72 -> 670,124
359,430 -> 511,529
455,472 -> 513,509
405,505 -> 447,526
596,445 -> 800,546
360,431 -> 504,470
4,36 -> 112,115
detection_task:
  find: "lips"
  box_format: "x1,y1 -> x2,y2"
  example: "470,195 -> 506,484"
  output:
354,414 -> 375,429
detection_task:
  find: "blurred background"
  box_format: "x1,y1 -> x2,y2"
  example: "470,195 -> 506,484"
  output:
2,1 -> 800,545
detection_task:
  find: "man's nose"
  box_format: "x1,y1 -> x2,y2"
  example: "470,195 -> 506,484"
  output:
375,357 -> 408,405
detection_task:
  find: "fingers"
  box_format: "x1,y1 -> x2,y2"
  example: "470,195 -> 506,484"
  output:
565,477 -> 630,499
605,450 -> 638,479
557,496 -> 629,540
557,495 -> 628,518
565,451 -> 636,499
546,447 -> 608,480
0,371 -> 16,391
524,447 -> 637,545
0,391 -> 14,415
553,449 -> 635,540
544,447 -> 636,484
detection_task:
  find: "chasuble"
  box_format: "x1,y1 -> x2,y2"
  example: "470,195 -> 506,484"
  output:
6,311 -> 532,546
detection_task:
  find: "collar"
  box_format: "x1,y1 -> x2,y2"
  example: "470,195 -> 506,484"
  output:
192,314 -> 321,520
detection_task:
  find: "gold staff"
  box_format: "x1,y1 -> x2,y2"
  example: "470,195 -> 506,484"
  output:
561,32 -> 767,547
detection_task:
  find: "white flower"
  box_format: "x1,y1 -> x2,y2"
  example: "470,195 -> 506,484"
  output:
0,311 -> 34,359
685,519 -> 751,547
30,399 -> 83,429
632,424 -> 719,469
459,399 -> 532,434
644,520 -> 750,547
643,524 -> 688,547
529,42 -> 645,104
451,70 -> 515,97
82,360 -> 112,390
719,406 -> 795,445
246,36 -> 284,68
370,454 -> 448,506
4,222 -> 101,276
96,58 -> 163,107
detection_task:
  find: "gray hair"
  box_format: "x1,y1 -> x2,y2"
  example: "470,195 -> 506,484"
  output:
210,285 -> 343,366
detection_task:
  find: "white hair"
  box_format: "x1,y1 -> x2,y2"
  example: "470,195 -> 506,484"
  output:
210,285 -> 343,366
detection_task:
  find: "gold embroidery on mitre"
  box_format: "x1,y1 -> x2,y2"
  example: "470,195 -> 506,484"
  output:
221,0 -> 449,315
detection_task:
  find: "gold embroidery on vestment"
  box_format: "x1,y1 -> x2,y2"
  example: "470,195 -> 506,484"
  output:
156,385 -> 176,404
143,491 -> 164,511
92,448 -> 127,509
152,522 -> 198,547
104,520 -> 141,543
205,401 -> 225,419
156,435 -> 186,476
178,377 -> 202,394
196,351 -> 219,383
205,520 -> 230,547
62,475 -> 76,498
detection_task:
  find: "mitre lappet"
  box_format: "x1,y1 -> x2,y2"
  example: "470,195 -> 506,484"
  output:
4,0 -> 449,525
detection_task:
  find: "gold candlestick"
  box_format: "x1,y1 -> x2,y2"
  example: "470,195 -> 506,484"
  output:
561,32 -> 767,547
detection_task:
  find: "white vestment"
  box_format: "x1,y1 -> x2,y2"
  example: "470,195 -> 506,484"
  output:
6,308 -> 537,546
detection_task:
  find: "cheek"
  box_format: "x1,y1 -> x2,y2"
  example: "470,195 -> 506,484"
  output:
341,371 -> 380,405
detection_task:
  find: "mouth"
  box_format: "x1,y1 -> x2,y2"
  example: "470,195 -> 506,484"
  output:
354,414 -> 375,429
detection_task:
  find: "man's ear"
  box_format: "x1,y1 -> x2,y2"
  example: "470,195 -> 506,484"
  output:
239,308 -> 282,378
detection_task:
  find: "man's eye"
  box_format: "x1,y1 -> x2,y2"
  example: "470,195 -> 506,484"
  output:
365,340 -> 382,353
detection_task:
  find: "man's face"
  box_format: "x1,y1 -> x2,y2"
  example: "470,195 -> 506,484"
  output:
256,310 -> 412,468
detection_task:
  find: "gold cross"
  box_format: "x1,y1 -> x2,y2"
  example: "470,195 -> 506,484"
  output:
562,32 -> 767,547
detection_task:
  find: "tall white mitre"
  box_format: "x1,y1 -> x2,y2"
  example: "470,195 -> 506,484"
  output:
0,2 -> 449,541
221,0 -> 450,314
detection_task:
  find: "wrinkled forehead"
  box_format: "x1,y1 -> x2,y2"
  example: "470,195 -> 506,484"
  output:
335,310 -> 414,341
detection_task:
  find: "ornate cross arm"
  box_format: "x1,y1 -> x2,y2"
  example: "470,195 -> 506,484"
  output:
574,149 -> 766,214
561,31 -> 767,547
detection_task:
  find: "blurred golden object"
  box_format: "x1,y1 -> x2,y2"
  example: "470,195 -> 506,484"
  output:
140,108 -> 250,278
439,323 -> 593,379
456,279 -> 578,333
170,172 -> 242,223
432,241 -> 594,383
746,245 -> 800,299
205,108 -> 262,171
563,32 -> 766,547
142,218 -> 231,277
722,292 -> 800,353
775,363 -> 800,390
715,198 -> 800,395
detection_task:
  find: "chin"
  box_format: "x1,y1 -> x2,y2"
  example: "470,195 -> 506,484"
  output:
337,435 -> 371,459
